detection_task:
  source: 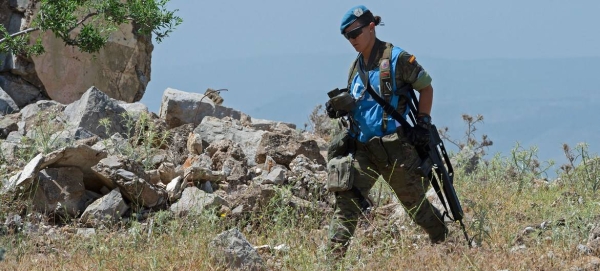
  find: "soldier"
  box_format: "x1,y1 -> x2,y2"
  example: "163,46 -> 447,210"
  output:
325,5 -> 448,259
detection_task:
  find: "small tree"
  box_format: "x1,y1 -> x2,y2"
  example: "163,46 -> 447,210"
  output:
0,0 -> 182,56
306,104 -> 333,139
439,114 -> 493,173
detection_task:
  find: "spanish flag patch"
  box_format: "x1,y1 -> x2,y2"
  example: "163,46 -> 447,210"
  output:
408,55 -> 416,64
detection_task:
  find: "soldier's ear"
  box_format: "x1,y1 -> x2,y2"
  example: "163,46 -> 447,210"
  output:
368,22 -> 375,32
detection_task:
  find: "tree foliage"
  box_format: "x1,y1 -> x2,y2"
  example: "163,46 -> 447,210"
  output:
0,0 -> 182,56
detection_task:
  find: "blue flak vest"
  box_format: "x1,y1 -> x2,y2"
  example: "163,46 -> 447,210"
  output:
348,46 -> 409,143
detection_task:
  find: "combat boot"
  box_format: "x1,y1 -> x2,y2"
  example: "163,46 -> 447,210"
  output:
427,223 -> 449,244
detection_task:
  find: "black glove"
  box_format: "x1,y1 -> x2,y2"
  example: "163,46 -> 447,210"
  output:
325,101 -> 347,119
410,114 -> 432,146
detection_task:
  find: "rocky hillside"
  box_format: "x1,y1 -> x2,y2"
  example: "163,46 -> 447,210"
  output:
0,85 -> 350,269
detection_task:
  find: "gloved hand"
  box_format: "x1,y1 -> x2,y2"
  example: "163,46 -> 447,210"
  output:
410,114 -> 432,146
325,100 -> 347,119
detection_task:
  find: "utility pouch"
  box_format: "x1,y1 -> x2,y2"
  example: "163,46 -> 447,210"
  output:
366,136 -> 389,166
380,129 -> 422,172
327,130 -> 351,161
326,155 -> 354,192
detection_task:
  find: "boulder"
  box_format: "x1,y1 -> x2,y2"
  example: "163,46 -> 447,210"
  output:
195,116 -> 266,167
2,153 -> 43,194
30,167 -> 87,217
28,19 -> 153,104
0,86 -> 18,115
39,145 -> 109,192
209,228 -> 266,271
170,187 -> 228,216
159,88 -> 243,129
92,156 -> 167,208
63,86 -> 128,138
80,188 -> 129,225
255,132 -> 326,167
0,74 -> 45,108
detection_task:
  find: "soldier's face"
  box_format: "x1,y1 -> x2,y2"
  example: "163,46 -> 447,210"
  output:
344,21 -> 374,53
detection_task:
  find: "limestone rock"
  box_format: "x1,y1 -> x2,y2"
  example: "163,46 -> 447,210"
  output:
63,86 -> 128,138
187,132 -> 203,155
195,116 -> 266,167
0,74 -> 45,108
0,86 -> 18,115
0,112 -> 19,139
255,132 -> 326,166
30,167 -> 86,217
40,145 -> 109,192
92,156 -> 167,208
170,187 -> 228,216
80,189 -> 129,225
159,88 -> 243,129
209,228 -> 266,271
29,19 -> 153,104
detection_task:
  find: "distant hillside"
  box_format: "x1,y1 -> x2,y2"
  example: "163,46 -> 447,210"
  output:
144,54 -> 600,173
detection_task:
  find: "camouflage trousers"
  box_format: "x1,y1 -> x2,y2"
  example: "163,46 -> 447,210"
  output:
328,129 -> 447,254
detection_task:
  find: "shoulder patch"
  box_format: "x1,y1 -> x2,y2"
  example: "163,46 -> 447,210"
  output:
408,55 -> 416,64
380,59 -> 390,70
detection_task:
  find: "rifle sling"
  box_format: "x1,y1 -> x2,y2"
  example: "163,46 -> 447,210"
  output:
357,64 -> 413,133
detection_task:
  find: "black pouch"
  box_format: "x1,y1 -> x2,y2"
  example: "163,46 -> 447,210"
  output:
326,155 -> 354,192
327,130 -> 351,161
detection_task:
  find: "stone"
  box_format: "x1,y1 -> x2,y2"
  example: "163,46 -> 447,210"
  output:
159,88 -> 243,129
255,132 -> 326,166
170,187 -> 228,216
39,145 -> 109,192
80,188 -> 129,225
263,167 -> 287,185
63,86 -> 128,138
0,112 -> 19,139
587,224 -> 600,256
249,117 -> 296,132
30,167 -> 86,217
92,156 -> 167,208
9,0 -> 29,12
29,20 -> 153,104
209,228 -> 266,271
2,153 -> 43,193
0,74 -> 45,108
0,86 -> 18,115
118,102 -> 150,121
187,132 -> 203,155
195,116 -> 266,167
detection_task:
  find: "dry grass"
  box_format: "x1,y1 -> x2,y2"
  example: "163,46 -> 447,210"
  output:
1,159 -> 599,271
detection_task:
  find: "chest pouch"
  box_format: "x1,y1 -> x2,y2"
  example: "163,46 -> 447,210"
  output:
326,155 -> 355,192
327,130 -> 351,161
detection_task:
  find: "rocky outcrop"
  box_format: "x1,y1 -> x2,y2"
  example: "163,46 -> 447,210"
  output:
0,87 -> 336,254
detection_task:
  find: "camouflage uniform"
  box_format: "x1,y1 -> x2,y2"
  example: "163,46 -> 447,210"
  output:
328,40 -> 447,256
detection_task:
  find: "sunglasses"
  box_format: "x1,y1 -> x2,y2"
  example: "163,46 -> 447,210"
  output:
343,25 -> 366,40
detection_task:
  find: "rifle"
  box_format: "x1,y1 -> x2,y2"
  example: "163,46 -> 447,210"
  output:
405,89 -> 471,247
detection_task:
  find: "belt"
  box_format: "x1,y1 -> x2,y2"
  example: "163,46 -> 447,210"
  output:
353,127 -> 408,152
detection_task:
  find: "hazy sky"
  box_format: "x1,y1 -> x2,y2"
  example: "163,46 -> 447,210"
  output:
141,0 -> 599,119
143,0 -> 600,112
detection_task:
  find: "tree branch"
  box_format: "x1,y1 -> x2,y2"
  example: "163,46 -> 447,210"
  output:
0,27 -> 40,44
66,12 -> 99,33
